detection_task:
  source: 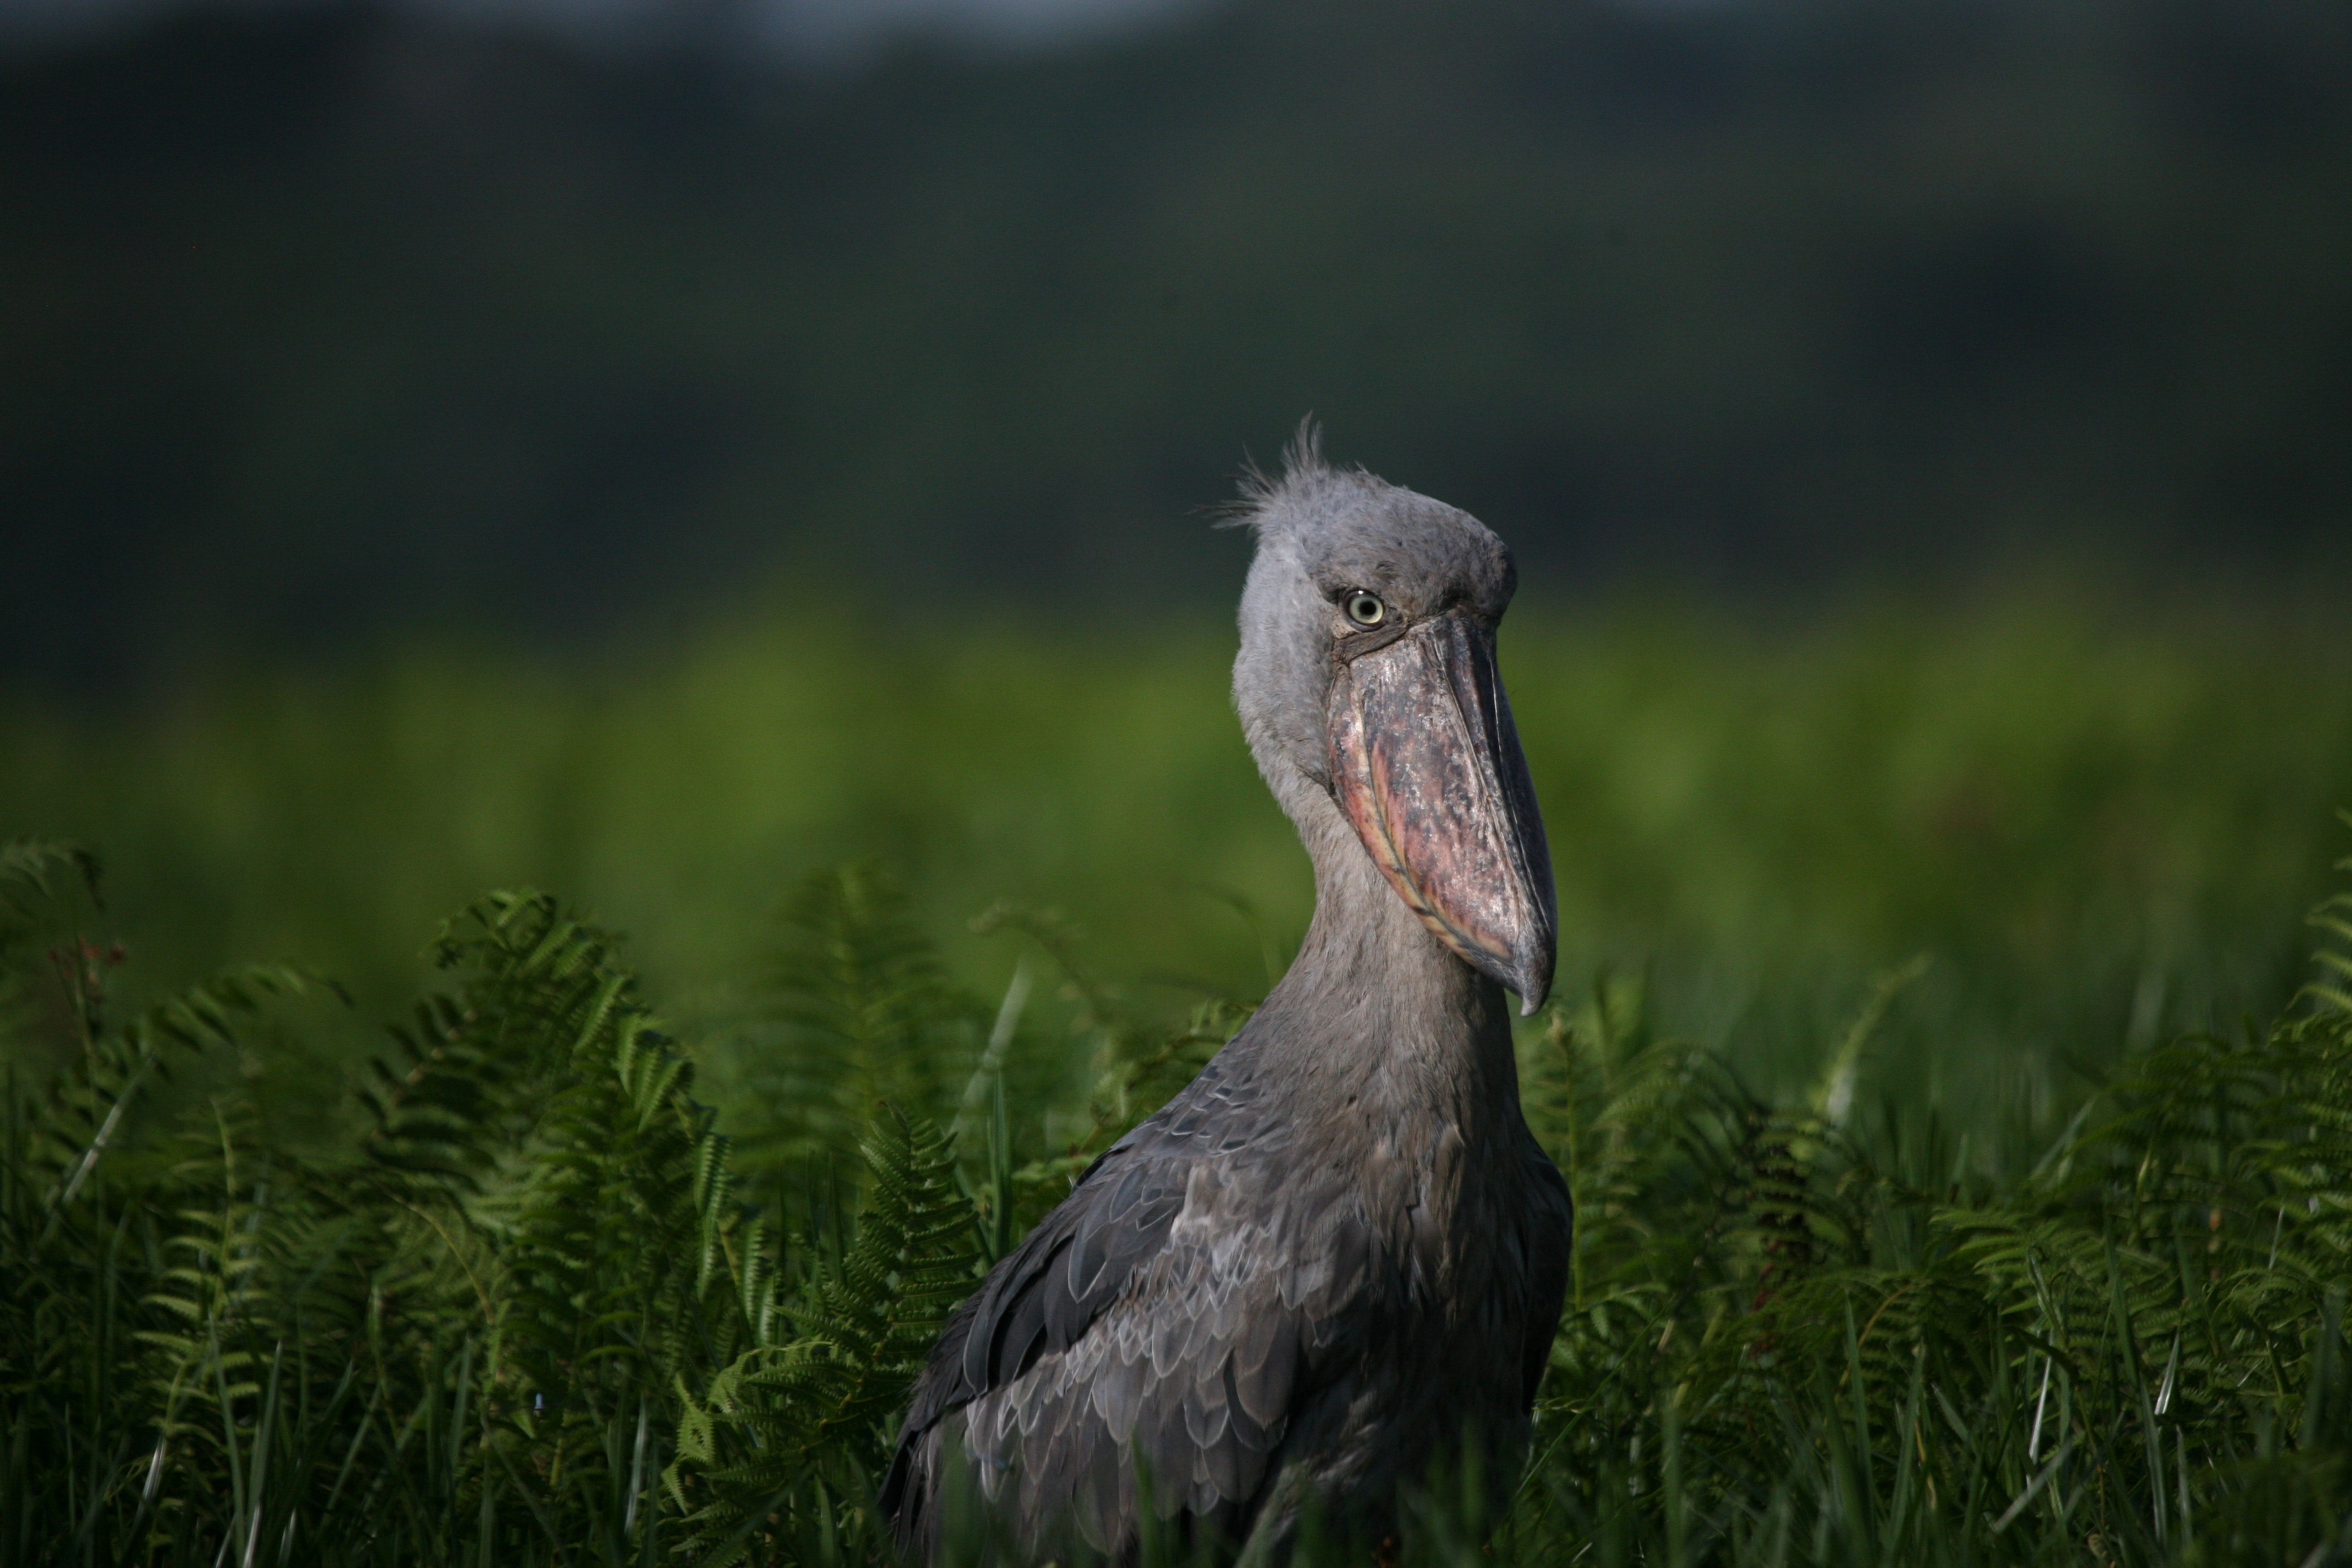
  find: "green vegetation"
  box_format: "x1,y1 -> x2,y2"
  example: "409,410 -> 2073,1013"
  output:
4,595 -> 2346,1140
5,596 -> 2352,1563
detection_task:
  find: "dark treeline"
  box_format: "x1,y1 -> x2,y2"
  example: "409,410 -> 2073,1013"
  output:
5,0 -> 2350,685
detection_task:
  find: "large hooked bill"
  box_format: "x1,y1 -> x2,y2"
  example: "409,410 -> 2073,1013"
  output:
1327,612 -> 1558,1014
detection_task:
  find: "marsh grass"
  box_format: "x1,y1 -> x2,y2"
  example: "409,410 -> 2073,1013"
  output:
4,598 -> 2352,1564
5,827 -> 2351,1565
5,596 -> 2347,1138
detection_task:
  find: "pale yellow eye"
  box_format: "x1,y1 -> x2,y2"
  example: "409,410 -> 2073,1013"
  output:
1345,592 -> 1386,627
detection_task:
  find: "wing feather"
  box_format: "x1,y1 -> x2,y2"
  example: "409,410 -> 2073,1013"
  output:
884,1065 -> 1348,1563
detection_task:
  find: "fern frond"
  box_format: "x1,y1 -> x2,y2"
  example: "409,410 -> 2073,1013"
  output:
725,865 -> 978,1181
673,1108 -> 978,1560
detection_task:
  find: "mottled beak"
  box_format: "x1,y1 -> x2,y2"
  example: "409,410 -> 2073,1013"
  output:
1326,613 -> 1558,1013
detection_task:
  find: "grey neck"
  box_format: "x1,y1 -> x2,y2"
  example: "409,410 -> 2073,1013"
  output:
1247,758 -> 1522,1122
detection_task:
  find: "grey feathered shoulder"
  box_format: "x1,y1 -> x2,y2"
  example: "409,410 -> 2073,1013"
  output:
882,1034 -> 1377,1560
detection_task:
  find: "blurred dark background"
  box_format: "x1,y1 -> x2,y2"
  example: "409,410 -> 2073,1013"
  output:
7,0 -> 2349,689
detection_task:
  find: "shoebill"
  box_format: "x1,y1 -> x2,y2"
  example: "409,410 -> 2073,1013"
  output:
883,429 -> 1571,1563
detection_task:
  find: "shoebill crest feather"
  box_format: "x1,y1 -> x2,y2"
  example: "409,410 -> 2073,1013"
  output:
881,424 -> 1571,1563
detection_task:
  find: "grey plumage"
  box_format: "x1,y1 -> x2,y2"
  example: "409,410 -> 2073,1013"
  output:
882,427 -> 1572,1563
